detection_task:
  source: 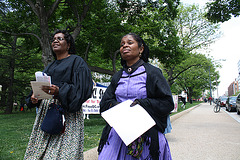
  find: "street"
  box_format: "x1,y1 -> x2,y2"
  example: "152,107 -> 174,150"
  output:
166,103 -> 240,160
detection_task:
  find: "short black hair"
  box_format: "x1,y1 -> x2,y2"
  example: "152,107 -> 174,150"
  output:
120,33 -> 149,66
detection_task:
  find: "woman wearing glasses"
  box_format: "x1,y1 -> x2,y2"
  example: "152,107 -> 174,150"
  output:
24,30 -> 93,159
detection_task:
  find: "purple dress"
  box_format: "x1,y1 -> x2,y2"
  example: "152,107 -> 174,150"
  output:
98,66 -> 172,160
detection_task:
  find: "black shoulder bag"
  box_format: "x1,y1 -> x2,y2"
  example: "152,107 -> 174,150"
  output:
41,102 -> 65,135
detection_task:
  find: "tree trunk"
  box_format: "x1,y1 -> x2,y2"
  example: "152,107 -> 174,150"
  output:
0,84 -> 7,110
112,50 -> 119,73
188,87 -> 193,104
41,31 -> 53,67
167,69 -> 173,87
4,36 -> 17,114
39,12 -> 53,67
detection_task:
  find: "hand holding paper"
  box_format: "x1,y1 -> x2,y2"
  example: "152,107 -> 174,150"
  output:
101,100 -> 156,146
30,71 -> 52,99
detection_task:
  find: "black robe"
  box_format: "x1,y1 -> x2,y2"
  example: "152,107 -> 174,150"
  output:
98,62 -> 174,159
27,55 -> 93,113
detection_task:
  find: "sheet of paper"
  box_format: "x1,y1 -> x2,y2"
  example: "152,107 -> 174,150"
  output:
101,100 -> 156,146
30,81 -> 52,99
35,71 -> 51,84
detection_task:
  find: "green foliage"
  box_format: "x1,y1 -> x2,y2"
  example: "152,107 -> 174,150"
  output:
161,4 -> 221,86
172,53 -> 220,99
0,34 -> 43,111
0,0 -> 221,113
176,4 -> 221,52
206,0 -> 240,23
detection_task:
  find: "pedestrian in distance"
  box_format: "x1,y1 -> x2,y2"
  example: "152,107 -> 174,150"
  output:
181,96 -> 186,109
208,96 -> 213,105
98,33 -> 174,160
24,30 -> 93,159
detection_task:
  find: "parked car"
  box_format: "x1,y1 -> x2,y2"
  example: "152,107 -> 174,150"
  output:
236,94 -> 240,115
219,96 -> 228,107
226,96 -> 237,112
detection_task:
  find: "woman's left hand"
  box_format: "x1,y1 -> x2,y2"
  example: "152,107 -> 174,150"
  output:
42,84 -> 59,96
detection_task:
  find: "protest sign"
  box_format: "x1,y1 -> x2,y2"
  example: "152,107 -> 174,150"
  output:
172,95 -> 178,112
82,86 -> 106,114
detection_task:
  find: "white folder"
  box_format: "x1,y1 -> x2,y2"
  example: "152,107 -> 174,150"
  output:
101,100 -> 156,146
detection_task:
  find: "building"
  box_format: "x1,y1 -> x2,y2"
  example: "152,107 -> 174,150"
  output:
237,60 -> 240,90
228,79 -> 239,96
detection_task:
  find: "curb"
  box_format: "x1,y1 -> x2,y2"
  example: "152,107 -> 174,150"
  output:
83,103 -> 202,160
170,103 -> 201,122
84,147 -> 98,160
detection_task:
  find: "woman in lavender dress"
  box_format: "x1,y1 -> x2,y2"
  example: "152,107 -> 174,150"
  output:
98,33 -> 174,160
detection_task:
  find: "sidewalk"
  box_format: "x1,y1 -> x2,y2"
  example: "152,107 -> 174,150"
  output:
166,103 -> 240,160
83,104 -> 200,160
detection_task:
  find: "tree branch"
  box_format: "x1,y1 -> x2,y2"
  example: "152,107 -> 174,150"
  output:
169,64 -> 201,85
0,30 -> 42,46
88,65 -> 114,76
70,0 -> 94,39
25,0 -> 39,16
47,0 -> 62,18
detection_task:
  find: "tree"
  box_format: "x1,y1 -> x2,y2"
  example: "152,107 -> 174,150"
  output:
70,0 -> 181,76
120,1 -> 185,85
2,0 -> 94,67
206,0 -> 240,23
172,54 -> 220,103
0,34 -> 43,113
164,4 -> 221,86
0,0 -> 220,113
0,0 -> 97,113
0,0 -> 163,113
0,2 -> 43,113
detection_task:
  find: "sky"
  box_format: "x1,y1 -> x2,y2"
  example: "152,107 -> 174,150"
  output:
181,0 -> 240,98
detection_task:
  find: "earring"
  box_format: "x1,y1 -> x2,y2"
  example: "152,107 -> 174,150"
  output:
139,52 -> 142,57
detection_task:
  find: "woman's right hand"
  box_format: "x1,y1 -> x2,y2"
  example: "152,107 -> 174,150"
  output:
31,94 -> 38,104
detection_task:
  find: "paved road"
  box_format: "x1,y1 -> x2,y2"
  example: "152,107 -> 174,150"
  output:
166,103 -> 240,160
84,103 -> 240,160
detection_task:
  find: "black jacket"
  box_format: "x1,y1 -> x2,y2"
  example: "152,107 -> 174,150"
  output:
98,62 -> 174,159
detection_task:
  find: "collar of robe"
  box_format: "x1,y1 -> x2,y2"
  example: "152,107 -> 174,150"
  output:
123,59 -> 145,74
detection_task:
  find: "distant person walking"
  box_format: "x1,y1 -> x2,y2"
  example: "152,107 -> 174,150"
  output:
181,97 -> 186,109
208,96 -> 213,105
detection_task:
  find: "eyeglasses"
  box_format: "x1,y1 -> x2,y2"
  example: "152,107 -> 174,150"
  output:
51,37 -> 65,42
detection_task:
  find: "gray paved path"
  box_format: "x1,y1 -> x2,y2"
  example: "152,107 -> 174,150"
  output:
84,103 -> 240,160
166,103 -> 240,160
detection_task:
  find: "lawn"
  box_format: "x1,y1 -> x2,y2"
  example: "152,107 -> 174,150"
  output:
0,101 -> 202,160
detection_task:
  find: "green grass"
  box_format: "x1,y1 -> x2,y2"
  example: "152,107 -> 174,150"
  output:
83,115 -> 106,151
0,111 -> 36,160
0,101 -> 202,160
171,101 -> 202,115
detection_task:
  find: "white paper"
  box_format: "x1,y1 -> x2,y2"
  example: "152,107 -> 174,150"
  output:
30,81 -> 52,99
35,71 -> 51,84
101,100 -> 156,146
